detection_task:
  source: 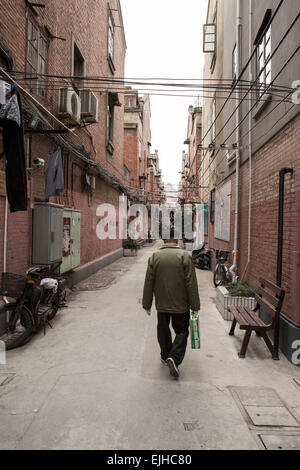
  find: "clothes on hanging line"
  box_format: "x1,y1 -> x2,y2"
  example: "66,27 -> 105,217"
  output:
0,88 -> 27,212
45,147 -> 64,201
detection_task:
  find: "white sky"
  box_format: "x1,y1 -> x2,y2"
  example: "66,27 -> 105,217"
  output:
120,0 -> 209,186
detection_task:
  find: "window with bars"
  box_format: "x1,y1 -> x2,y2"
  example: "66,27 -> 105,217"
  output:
26,20 -> 47,97
257,26 -> 271,98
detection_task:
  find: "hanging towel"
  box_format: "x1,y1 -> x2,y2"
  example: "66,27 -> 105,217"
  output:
45,147 -> 64,200
0,91 -> 27,212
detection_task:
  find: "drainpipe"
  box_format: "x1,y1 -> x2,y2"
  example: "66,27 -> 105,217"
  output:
3,196 -> 8,272
273,167 -> 294,359
3,196 -> 8,304
231,0 -> 242,282
241,0 -> 253,281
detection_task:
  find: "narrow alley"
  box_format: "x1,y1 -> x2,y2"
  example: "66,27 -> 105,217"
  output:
1,242 -> 300,451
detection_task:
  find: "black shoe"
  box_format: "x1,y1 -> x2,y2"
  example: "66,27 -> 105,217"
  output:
166,357 -> 179,378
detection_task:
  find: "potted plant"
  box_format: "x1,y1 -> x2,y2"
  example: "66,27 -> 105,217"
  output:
216,281 -> 256,321
123,239 -> 139,257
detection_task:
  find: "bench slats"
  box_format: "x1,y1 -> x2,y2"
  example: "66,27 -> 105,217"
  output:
254,294 -> 277,318
228,278 -> 285,359
256,285 -> 280,308
228,306 -> 266,329
243,307 -> 269,328
259,277 -> 282,297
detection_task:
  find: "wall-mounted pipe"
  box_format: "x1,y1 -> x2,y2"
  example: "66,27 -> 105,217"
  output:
273,167 -> 294,359
3,195 -> 8,272
241,0 -> 253,281
231,0 -> 242,282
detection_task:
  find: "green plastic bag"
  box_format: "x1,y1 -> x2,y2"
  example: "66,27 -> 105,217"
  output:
190,312 -> 200,349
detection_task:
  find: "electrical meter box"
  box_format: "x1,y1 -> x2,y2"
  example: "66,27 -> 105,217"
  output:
32,202 -> 64,265
60,208 -> 81,274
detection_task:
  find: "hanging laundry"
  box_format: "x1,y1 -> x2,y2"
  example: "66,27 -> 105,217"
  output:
45,147 -> 64,201
0,89 -> 27,212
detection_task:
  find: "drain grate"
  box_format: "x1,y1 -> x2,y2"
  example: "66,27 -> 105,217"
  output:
183,422 -> 198,431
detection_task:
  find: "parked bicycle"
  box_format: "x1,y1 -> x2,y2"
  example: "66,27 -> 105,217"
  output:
213,250 -> 232,287
0,265 -> 67,350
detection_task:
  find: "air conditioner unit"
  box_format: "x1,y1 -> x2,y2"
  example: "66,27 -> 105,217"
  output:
59,87 -> 81,124
137,189 -> 144,197
79,89 -> 99,123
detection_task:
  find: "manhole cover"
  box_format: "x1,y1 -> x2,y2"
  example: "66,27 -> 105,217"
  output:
230,387 -> 300,428
245,406 -> 299,427
259,434 -> 300,450
233,387 -> 282,407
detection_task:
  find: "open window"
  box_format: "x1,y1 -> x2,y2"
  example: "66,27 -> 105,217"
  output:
107,92 -> 121,154
254,10 -> 272,99
232,43 -> 237,81
26,20 -> 47,97
108,10 -> 115,74
256,26 -> 271,98
73,42 -> 85,91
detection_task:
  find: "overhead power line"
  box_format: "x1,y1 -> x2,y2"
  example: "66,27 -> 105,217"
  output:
190,6 -> 300,186
187,0 -> 287,177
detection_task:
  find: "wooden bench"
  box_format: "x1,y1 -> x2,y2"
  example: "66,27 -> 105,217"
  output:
228,278 -> 285,359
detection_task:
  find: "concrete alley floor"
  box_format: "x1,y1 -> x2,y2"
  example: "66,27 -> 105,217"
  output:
0,241 -> 300,450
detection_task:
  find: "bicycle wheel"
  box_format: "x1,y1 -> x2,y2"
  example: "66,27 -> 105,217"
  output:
213,264 -> 226,287
47,291 -> 60,321
0,303 -> 33,350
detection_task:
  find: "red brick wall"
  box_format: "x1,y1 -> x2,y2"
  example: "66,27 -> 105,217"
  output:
124,128 -> 138,189
239,113 -> 300,324
208,113 -> 300,324
0,0 -> 126,276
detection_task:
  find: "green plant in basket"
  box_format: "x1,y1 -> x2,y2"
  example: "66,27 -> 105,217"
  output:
225,281 -> 255,298
123,239 -> 140,250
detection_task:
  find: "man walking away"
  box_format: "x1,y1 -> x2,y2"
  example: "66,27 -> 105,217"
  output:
142,233 -> 200,378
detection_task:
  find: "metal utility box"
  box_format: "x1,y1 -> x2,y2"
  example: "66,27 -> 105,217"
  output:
32,203 -> 64,265
60,208 -> 81,274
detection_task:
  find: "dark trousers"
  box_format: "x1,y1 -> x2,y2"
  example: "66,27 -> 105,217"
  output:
157,311 -> 190,366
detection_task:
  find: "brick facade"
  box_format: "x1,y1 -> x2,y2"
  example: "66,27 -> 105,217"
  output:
0,0 -> 127,277
207,113 -> 300,325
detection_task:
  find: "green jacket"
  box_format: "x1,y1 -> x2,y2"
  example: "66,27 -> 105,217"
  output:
142,246 -> 200,314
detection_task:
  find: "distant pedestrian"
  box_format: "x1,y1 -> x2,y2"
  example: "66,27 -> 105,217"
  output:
142,232 -> 200,378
